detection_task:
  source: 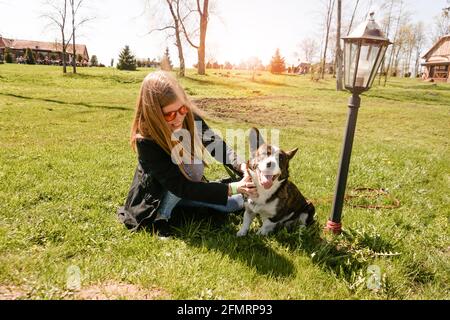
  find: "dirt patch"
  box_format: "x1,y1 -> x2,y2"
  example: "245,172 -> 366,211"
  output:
0,285 -> 28,300
192,96 -> 311,127
73,281 -> 170,300
0,282 -> 170,300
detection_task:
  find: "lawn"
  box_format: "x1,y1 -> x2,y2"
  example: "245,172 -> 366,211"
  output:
0,64 -> 448,299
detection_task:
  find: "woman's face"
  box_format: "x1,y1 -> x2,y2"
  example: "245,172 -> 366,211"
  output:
162,99 -> 187,132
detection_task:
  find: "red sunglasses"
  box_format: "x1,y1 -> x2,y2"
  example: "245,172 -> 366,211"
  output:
163,105 -> 189,122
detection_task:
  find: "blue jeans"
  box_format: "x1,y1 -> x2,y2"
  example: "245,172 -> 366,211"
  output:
157,191 -> 244,221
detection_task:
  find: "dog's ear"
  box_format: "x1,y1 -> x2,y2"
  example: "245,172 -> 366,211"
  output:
286,148 -> 298,160
249,127 -> 265,155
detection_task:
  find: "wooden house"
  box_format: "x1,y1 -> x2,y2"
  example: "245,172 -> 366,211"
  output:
421,34 -> 450,82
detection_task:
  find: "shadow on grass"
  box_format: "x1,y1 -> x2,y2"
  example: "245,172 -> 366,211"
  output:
0,92 -> 131,111
367,91 -> 449,105
250,78 -> 297,88
272,221 -> 401,286
64,72 -> 143,84
183,76 -> 249,91
272,223 -> 369,283
147,207 -> 400,282
387,82 -> 450,91
165,208 -> 297,279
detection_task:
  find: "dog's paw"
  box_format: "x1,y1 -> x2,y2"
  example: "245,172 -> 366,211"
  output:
236,229 -> 248,237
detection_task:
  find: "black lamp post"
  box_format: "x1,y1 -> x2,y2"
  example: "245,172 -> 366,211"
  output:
326,13 -> 392,234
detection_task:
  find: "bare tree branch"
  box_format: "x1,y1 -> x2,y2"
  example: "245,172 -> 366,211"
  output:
147,25 -> 176,36
178,2 -> 199,49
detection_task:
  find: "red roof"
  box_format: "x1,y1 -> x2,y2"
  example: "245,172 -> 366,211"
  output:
0,37 -> 88,58
421,34 -> 450,59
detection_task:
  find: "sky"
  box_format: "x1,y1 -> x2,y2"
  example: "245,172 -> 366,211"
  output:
0,0 -> 448,67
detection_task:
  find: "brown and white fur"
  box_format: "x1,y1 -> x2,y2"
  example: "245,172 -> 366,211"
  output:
237,128 -> 315,236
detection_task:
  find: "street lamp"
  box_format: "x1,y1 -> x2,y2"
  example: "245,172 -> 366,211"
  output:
325,12 -> 392,234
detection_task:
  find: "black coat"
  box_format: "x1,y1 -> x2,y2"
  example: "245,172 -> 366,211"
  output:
117,115 -> 243,231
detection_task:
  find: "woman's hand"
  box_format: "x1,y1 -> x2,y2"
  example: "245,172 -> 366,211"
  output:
237,163 -> 257,196
236,178 -> 257,197
227,163 -> 257,197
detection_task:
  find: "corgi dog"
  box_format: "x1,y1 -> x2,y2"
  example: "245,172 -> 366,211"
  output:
237,128 -> 315,236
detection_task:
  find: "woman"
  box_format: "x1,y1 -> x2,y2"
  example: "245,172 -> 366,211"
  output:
117,71 -> 256,236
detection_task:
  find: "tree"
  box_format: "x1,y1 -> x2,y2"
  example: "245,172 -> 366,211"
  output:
5,48 -> 13,63
384,0 -> 405,85
347,0 -> 360,35
320,0 -> 335,79
42,0 -> 72,73
160,47 -> 173,70
117,45 -> 137,71
25,48 -> 36,64
399,23 -> 415,77
90,55 -> 98,66
335,0 -> 343,90
148,0 -> 186,77
432,5 -> 450,42
69,0 -> 93,73
412,22 -> 426,78
179,0 -> 211,75
299,38 -> 319,63
377,0 -> 397,84
270,49 -> 286,74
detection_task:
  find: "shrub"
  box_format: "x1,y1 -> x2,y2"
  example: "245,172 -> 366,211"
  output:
5,51 -> 13,63
25,48 -> 36,64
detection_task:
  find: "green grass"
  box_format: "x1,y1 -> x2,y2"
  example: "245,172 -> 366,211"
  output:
0,64 -> 449,299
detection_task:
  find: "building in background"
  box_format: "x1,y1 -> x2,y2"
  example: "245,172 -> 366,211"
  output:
0,36 -> 89,66
421,34 -> 450,82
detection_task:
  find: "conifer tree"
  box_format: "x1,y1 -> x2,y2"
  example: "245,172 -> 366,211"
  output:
160,47 -> 173,71
269,48 -> 286,74
117,45 -> 136,71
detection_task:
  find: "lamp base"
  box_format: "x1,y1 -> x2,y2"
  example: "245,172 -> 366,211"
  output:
324,220 -> 342,234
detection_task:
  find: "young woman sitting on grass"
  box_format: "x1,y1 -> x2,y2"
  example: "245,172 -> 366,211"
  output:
117,71 -> 256,237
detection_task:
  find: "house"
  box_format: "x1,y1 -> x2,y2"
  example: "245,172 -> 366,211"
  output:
297,62 -> 312,74
421,34 -> 450,83
0,36 -> 89,66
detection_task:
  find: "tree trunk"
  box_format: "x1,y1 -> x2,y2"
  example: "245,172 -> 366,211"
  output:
336,0 -> 343,90
197,0 -> 208,75
379,0 -> 395,85
384,0 -> 403,86
72,32 -> 77,73
62,0 -> 68,74
174,18 -> 185,77
413,50 -> 420,78
71,2 -> 77,74
167,0 -> 185,77
62,33 -> 67,74
321,0 -> 335,79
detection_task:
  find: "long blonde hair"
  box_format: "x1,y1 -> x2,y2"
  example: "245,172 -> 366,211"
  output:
130,71 -> 208,180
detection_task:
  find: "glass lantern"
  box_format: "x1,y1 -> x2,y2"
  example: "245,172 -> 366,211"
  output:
342,13 -> 392,93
